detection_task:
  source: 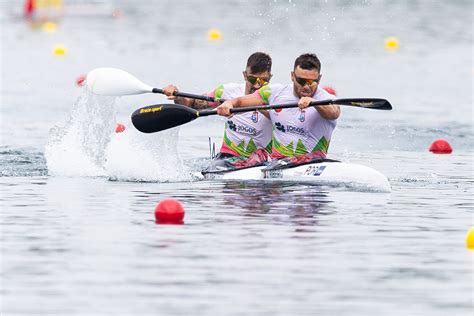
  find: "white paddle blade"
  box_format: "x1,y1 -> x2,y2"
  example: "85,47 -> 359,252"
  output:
86,67 -> 153,96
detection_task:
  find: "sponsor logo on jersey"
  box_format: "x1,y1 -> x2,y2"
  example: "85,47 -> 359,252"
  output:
275,122 -> 285,133
228,120 -> 257,136
228,120 -> 237,131
299,110 -> 305,122
286,125 -> 305,135
251,111 -> 258,123
274,122 -> 305,135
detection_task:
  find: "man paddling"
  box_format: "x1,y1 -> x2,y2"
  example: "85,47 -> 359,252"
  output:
163,52 -> 273,170
216,53 -> 340,165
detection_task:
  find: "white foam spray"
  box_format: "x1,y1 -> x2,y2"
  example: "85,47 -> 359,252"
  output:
45,90 -> 116,177
45,89 -> 193,181
105,127 -> 192,182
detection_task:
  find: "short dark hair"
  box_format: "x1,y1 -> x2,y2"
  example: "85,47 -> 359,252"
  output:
246,52 -> 272,73
294,53 -> 321,72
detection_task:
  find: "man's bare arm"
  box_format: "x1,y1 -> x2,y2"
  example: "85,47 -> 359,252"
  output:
316,104 -> 340,120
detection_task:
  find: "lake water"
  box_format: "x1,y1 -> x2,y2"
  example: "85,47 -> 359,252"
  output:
1,0 -> 473,315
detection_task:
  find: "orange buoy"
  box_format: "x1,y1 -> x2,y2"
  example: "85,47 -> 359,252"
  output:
429,139 -> 453,154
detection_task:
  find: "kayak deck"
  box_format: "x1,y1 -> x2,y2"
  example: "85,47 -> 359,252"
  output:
201,159 -> 391,192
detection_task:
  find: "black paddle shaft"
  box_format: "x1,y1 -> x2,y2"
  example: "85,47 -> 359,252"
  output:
197,98 -> 392,117
151,88 -> 225,103
132,98 -> 392,133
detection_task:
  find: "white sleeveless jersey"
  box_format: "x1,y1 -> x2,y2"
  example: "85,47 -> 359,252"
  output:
209,83 -> 272,157
255,84 -> 337,158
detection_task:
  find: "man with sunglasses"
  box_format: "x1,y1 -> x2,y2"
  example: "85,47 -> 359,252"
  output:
162,52 -> 273,170
216,53 -> 340,163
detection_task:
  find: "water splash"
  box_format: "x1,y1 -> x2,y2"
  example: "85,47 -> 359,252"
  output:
105,127 -> 193,182
45,89 -> 116,177
45,88 -> 193,182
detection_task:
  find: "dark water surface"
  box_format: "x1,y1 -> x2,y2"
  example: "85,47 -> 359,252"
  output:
1,0 -> 472,315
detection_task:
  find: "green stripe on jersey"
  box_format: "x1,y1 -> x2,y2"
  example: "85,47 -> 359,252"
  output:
214,84 -> 225,99
258,85 -> 272,104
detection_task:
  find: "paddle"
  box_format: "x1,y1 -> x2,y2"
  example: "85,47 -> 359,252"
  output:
131,98 -> 392,133
85,67 -> 220,102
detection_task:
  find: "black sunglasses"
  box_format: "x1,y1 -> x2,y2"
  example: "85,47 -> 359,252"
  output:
245,73 -> 271,86
294,74 -> 320,86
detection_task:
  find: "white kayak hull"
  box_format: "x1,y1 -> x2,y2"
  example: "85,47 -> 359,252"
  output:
202,161 -> 391,192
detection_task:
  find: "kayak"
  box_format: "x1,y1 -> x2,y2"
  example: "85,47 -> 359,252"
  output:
201,159 -> 391,192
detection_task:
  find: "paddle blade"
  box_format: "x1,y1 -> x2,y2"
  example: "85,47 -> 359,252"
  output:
86,67 -> 153,96
332,98 -> 392,110
131,104 -> 199,133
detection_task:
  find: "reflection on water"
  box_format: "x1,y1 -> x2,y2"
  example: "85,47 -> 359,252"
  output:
220,181 -> 336,228
128,180 -> 338,227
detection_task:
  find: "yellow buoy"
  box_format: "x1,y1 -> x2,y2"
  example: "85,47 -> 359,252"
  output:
42,21 -> 58,33
466,227 -> 474,250
208,28 -> 222,41
52,44 -> 67,56
384,36 -> 400,51
36,0 -> 63,9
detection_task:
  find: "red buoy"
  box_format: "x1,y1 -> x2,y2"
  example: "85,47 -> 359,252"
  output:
24,0 -> 34,18
155,199 -> 185,224
115,123 -> 126,133
429,139 -> 453,154
76,74 -> 86,87
323,86 -> 337,96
